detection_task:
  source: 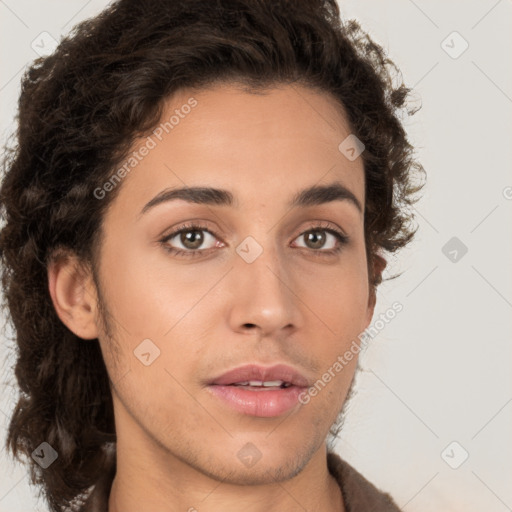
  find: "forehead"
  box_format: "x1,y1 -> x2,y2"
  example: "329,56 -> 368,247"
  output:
102,83 -> 365,220
166,82 -> 355,156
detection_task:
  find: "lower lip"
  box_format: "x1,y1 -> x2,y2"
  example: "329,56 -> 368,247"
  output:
207,385 -> 306,417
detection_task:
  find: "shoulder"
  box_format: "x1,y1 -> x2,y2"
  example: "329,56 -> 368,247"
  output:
327,451 -> 401,512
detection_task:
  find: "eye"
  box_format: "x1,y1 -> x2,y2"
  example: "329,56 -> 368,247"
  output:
160,223 -> 222,258
292,224 -> 348,254
159,221 -> 349,258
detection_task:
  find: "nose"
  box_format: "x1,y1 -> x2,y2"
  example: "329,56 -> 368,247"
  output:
227,241 -> 301,337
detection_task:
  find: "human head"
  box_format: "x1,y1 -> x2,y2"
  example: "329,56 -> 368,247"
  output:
0,0 -> 423,510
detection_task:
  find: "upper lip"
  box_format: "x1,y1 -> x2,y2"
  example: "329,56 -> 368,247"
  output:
208,364 -> 311,387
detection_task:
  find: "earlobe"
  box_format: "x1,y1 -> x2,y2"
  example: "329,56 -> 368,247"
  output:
365,253 -> 387,326
373,253 -> 387,286
47,252 -> 99,340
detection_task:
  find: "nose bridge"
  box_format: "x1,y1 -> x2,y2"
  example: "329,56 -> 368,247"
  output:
228,231 -> 298,334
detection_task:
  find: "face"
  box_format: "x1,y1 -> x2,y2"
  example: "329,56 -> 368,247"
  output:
79,83 -> 375,484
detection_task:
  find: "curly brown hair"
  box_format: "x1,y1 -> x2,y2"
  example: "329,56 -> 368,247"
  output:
0,0 -> 424,510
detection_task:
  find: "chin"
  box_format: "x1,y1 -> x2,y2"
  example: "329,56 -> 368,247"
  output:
191,437 -> 321,485
199,456 -> 308,486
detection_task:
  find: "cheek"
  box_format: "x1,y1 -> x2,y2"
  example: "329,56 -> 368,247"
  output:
99,227 -> 370,364
294,244 -> 370,332
323,270 -> 369,329
99,237 -> 217,339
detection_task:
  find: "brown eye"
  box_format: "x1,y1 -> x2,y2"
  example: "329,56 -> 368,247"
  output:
161,224 -> 219,256
294,228 -> 347,252
303,230 -> 327,250
179,229 -> 205,250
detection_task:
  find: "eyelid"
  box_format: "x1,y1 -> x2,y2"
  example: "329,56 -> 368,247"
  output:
160,220 -> 221,243
159,220 -> 349,258
160,221 -> 222,253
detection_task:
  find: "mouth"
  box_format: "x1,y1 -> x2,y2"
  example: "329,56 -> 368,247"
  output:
228,380 -> 293,390
207,364 -> 310,418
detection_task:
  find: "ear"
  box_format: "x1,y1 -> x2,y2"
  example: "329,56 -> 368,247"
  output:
365,254 -> 387,327
47,251 -> 100,340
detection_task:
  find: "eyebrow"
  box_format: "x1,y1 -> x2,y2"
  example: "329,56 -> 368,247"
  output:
139,182 -> 362,217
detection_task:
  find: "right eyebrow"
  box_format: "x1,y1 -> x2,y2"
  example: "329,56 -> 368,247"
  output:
139,186 -> 237,219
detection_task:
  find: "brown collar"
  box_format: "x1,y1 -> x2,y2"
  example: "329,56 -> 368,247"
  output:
326,452 -> 401,511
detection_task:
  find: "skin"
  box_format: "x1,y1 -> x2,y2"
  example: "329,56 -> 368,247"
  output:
48,83 -> 383,512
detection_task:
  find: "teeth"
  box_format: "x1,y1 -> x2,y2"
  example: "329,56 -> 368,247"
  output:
261,380 -> 283,387
234,380 -> 287,387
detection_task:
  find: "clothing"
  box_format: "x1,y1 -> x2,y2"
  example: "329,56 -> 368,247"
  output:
327,452 -> 401,511
74,451 -> 400,511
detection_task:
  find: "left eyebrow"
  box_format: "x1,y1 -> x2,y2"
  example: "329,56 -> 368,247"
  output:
289,182 -> 362,212
138,181 -> 362,218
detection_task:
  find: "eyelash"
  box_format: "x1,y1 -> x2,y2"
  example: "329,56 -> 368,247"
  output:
159,221 -> 349,259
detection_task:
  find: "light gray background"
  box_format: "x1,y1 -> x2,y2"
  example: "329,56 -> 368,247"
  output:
1,1 -> 511,511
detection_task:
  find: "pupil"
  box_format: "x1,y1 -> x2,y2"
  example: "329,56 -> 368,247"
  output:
182,230 -> 203,249
307,230 -> 325,249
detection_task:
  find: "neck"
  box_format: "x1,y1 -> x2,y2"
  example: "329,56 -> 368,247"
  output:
108,426 -> 345,512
